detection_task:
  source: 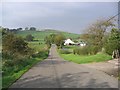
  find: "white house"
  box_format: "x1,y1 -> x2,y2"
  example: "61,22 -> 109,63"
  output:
80,43 -> 86,46
78,42 -> 86,46
64,39 -> 75,45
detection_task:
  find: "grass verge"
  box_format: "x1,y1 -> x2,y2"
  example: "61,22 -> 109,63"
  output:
59,52 -> 112,64
2,51 -> 48,89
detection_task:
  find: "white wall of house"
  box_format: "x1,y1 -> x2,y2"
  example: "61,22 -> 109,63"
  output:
80,43 -> 86,46
64,39 -> 86,46
64,39 -> 75,45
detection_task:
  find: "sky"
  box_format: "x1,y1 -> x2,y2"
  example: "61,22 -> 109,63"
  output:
1,2 -> 118,34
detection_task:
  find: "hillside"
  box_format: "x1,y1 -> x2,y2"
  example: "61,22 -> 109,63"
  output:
16,29 -> 80,42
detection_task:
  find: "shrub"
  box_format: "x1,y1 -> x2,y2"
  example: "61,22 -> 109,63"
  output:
73,45 -> 100,55
104,28 -> 120,56
32,50 -> 49,58
60,49 -> 71,54
25,34 -> 34,41
89,46 -> 100,55
73,46 -> 89,55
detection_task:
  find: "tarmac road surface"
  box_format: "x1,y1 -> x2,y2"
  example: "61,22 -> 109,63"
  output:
10,44 -> 118,88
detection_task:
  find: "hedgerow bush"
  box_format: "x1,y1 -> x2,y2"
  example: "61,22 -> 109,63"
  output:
73,46 -> 89,55
59,49 -> 71,54
89,46 -> 101,55
2,49 -> 49,77
104,28 -> 120,56
32,50 -> 49,58
73,45 -> 100,55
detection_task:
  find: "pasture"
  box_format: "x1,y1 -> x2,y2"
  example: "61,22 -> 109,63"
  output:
16,30 -> 80,41
59,45 -> 112,64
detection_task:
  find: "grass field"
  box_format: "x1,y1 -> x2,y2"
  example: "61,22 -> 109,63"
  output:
59,53 -> 112,64
16,29 -> 80,51
59,45 -> 112,64
16,30 -> 80,41
28,41 -> 47,52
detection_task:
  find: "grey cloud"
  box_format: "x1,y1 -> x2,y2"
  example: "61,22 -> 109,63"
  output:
1,2 -> 117,34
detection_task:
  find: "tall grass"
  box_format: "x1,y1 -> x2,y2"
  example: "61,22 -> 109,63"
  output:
2,50 -> 49,89
2,40 -> 49,89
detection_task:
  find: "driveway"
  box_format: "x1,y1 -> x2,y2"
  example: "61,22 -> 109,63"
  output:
10,44 -> 118,88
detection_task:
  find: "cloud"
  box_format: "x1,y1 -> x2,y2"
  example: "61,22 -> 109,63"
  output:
1,2 -> 117,33
2,2 -> 88,27
2,0 -> 120,2
2,2 -> 67,27
0,3 -> 2,25
2,2 -> 65,18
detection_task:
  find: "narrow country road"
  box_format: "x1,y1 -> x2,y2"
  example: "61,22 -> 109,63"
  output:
10,44 -> 118,88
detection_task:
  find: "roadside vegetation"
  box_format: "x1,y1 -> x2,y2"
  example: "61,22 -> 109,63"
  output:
1,27 -> 79,89
60,53 -> 112,64
58,19 -> 120,78
1,27 -> 49,89
44,33 -> 66,49
0,57 -> 1,90
60,19 -> 119,59
58,45 -> 112,64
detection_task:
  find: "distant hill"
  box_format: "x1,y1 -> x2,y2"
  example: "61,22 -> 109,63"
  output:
16,29 -> 80,42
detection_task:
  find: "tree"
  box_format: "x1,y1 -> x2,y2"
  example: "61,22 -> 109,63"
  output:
82,19 -> 114,54
25,27 -> 29,31
49,34 -> 56,44
25,34 -> 34,41
17,28 -> 22,31
104,28 -> 120,58
29,27 -> 36,31
44,34 -> 56,48
54,34 -> 66,48
2,33 -> 32,56
44,36 -> 52,48
44,33 -> 66,48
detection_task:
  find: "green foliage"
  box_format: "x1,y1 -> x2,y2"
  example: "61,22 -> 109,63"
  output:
60,53 -> 112,64
73,46 -> 89,55
17,30 -> 79,43
28,41 -> 47,52
29,27 -> 36,31
81,19 -> 114,54
45,33 -> 66,48
73,45 -> 101,55
59,49 -> 71,54
2,49 -> 49,88
2,33 -> 33,56
54,34 -> 66,48
1,28 -> 62,89
44,36 -> 52,48
25,34 -> 34,41
89,45 -> 101,55
32,50 -> 49,58
104,28 -> 120,55
44,34 -> 56,48
49,34 -> 56,44
2,31 -> 49,89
